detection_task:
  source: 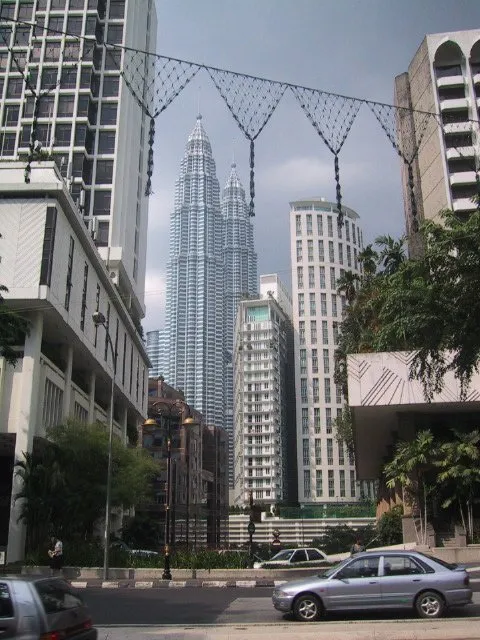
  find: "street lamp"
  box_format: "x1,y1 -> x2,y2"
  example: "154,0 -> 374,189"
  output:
92,310 -> 117,581
143,401 -> 198,580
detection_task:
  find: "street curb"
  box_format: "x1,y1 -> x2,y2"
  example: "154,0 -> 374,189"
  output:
70,579 -> 279,589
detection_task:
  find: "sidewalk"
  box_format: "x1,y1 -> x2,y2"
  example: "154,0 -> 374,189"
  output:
96,619 -> 480,640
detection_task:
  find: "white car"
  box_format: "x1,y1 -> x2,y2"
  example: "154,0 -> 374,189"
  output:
253,547 -> 328,569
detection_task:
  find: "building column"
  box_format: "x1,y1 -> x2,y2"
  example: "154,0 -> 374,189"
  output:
7,312 -> 43,563
121,405 -> 128,444
62,344 -> 74,421
88,370 -> 96,424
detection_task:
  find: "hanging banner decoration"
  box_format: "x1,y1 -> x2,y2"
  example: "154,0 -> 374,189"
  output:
368,102 -> 438,232
117,47 -> 201,195
291,87 -> 363,225
208,68 -> 286,216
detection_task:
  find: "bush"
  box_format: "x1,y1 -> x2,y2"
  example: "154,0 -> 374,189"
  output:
376,506 -> 403,546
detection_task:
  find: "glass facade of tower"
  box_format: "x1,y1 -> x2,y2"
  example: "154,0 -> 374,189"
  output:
222,162 -> 257,488
164,116 -> 225,428
0,0 -> 156,317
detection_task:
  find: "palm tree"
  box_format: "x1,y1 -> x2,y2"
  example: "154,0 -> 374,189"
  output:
358,245 -> 379,280
436,429 -> 480,541
383,430 -> 437,545
375,234 -> 406,276
336,270 -> 360,305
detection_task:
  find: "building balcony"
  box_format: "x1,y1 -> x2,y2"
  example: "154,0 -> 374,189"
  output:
443,121 -> 472,135
453,197 -> 478,212
439,97 -> 469,111
446,146 -> 475,160
436,75 -> 466,88
449,170 -> 477,186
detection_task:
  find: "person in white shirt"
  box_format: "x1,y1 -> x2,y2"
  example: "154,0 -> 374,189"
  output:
48,537 -> 64,575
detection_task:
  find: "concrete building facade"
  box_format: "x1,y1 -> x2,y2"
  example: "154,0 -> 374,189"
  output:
290,198 -> 365,506
395,29 -> 480,254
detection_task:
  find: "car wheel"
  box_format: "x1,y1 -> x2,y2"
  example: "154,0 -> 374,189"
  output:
415,591 -> 445,619
293,593 -> 323,622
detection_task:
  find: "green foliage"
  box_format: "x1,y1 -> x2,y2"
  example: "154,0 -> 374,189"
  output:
121,513 -> 162,550
376,506 -> 403,546
333,406 -> 354,454
16,420 -> 158,549
0,285 -> 30,365
312,522 -> 376,555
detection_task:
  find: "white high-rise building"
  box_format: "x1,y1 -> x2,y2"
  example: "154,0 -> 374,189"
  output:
233,274 -> 295,507
222,162 -> 257,488
290,198 -> 363,504
0,0 -> 156,320
164,116 -> 225,428
146,328 -> 167,378
395,30 -> 480,255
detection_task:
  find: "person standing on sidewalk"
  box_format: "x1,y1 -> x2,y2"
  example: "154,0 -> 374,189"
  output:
48,537 -> 64,576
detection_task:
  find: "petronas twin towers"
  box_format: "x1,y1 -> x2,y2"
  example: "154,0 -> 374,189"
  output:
163,116 -> 257,485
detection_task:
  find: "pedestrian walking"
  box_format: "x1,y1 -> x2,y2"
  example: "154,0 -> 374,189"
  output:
350,538 -> 365,556
48,537 -> 64,576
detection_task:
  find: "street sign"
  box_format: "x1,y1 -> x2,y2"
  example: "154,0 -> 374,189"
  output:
247,521 -> 255,535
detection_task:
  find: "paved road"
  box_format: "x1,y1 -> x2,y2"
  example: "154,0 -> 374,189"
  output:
83,588 -> 480,626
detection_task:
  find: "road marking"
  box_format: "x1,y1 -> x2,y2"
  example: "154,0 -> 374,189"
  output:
70,581 -> 87,589
169,581 -> 187,588
236,581 -> 256,588
101,581 -> 119,588
135,581 -> 154,588
202,581 -> 227,587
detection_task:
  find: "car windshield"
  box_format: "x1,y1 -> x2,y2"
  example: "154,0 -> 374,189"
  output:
271,549 -> 294,561
317,558 -> 349,578
418,553 -> 457,570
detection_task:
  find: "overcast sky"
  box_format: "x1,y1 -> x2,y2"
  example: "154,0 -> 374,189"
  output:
142,0 -> 480,332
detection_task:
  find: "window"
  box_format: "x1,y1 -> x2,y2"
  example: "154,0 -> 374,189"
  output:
303,439 -> 309,465
299,320 -> 305,345
337,218 -> 343,239
63,42 -> 80,62
319,266 -> 325,289
328,469 -> 335,497
327,438 -> 333,465
317,214 -> 323,236
45,43 -> 62,62
308,265 -> 315,288
318,240 -> 324,262
93,190 -> 111,215
345,220 -> 350,242
296,239 -> 302,261
331,294 -> 338,317
100,102 -> 117,125
312,377 -> 319,403
338,243 -> 344,265
347,245 -> 352,268
327,215 -> 333,237
312,348 -> 318,373
339,470 -> 346,496
330,267 -> 336,290
58,95 -> 75,117
338,440 -> 345,466
39,207 -> 57,287
306,213 -> 312,235
301,407 -> 309,435
105,49 -> 121,70
328,241 -> 335,263
96,159 -> 114,183
110,0 -> 125,18
309,292 -> 316,316
55,124 -> 71,146
64,237 -> 74,311
352,223 -> 356,245
300,378 -> 307,403
18,3 -> 34,19
326,407 -> 332,433
324,378 -> 331,404
297,266 -> 303,288
0,4 -> 15,19
303,470 -> 311,499
298,293 -> 304,316
315,439 -> 321,465
323,349 -> 330,374
96,221 -> 109,247
80,68 -> 91,88
339,557 -> 380,580
3,105 -> 19,126
307,239 -> 313,262
322,320 -> 328,344
77,95 -> 90,116
316,470 -> 323,497
300,348 -> 307,375
14,26 -> 31,46
350,470 -> 356,497
0,132 -> 15,155
383,556 -> 424,577
98,131 -> 116,154
80,262 -> 88,331
0,583 -> 14,618
310,320 -> 317,344
314,408 -> 320,433
102,76 -> 119,97
320,293 -> 327,316
6,78 -> 23,98
333,321 -> 340,346
34,580 -> 83,613
295,214 -> 301,235
67,16 -> 83,36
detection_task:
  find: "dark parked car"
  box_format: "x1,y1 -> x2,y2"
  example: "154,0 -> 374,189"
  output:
0,576 -> 97,640
272,550 -> 472,622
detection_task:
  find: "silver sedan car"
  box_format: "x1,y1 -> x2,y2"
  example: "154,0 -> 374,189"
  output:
272,550 -> 472,622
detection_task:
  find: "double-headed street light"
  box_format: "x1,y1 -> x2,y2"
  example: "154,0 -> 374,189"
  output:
142,400 -> 198,581
92,310 -> 117,582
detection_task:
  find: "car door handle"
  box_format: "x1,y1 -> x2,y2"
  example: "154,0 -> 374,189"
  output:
369,581 -> 378,584
413,579 -> 421,582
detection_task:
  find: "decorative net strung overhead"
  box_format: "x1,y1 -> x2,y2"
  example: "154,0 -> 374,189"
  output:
368,102 -> 438,231
207,68 -> 286,216
118,47 -> 201,194
291,86 -> 363,225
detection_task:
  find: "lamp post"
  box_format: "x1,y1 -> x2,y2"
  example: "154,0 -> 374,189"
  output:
92,311 -> 117,582
143,401 -> 198,580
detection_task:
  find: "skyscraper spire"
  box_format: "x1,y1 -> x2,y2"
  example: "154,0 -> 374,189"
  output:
222,162 -> 257,487
164,117 -> 225,428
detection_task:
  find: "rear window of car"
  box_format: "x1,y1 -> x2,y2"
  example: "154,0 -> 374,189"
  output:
307,549 -> 323,561
34,580 -> 84,614
418,553 -> 457,571
0,583 -> 14,618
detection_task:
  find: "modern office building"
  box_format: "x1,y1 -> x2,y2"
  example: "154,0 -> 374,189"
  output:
163,115 -> 225,429
233,274 -> 296,507
290,197 -> 364,505
0,0 -> 156,320
395,29 -> 480,254
222,162 -> 257,488
0,162 -> 150,562
146,328 -> 166,377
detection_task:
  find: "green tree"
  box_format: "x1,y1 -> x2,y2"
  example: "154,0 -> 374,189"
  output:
16,420 -> 158,547
375,234 -> 406,276
121,513 -> 162,550
358,244 -> 378,280
383,430 -> 438,545
336,270 -> 359,304
436,429 -> 480,541
376,506 -> 403,546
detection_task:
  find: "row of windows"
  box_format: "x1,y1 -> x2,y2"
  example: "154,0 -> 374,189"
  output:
299,347 -> 334,375
296,238 -> 359,269
295,213 -> 361,245
299,405 -> 337,435
0,0 -> 125,20
300,376 -> 343,405
298,319 -> 339,346
302,437 -> 352,467
298,292 -> 345,319
303,468 -> 356,499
